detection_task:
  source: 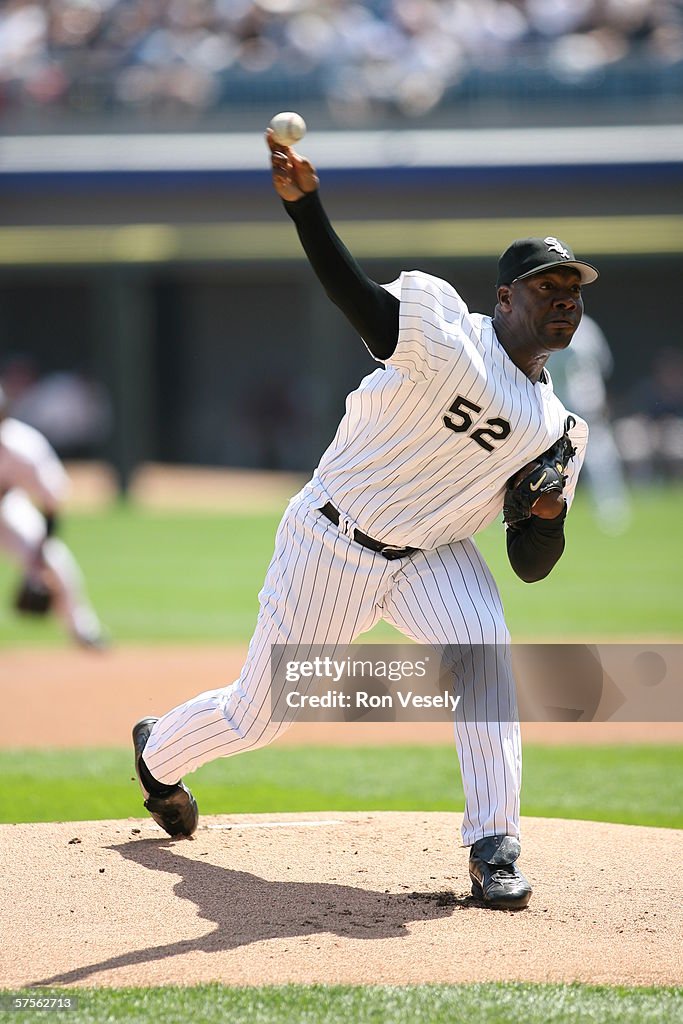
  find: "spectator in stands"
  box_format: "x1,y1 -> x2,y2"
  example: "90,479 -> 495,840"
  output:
0,356 -> 112,458
0,0 -> 681,123
614,347 -> 683,483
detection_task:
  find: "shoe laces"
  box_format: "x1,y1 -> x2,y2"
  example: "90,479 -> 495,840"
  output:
489,863 -> 517,882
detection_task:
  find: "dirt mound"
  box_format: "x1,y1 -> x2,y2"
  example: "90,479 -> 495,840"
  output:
2,812 -> 680,988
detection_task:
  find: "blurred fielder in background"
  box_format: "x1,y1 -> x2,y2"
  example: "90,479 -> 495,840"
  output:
0,385 -> 107,650
550,314 -> 631,534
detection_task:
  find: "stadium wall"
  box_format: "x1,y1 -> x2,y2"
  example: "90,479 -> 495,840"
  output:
0,127 -> 681,484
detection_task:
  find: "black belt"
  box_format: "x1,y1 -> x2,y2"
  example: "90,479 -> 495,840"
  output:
319,502 -> 418,560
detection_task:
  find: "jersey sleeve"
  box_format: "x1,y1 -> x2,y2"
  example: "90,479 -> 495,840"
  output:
562,414 -> 589,511
1,419 -> 69,511
380,271 -> 471,382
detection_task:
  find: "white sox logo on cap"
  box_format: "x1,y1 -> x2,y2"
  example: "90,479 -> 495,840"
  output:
496,236 -> 598,286
544,237 -> 571,259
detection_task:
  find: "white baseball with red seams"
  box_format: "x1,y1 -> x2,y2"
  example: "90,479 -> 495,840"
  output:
269,111 -> 307,147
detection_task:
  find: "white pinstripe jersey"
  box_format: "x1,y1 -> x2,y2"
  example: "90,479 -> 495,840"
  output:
0,417 -> 69,511
314,270 -> 588,550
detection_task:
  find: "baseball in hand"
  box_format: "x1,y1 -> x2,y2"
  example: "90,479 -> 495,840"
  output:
269,111 -> 306,147
531,491 -> 565,519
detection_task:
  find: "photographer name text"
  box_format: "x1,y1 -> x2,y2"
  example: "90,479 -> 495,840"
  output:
285,689 -> 461,711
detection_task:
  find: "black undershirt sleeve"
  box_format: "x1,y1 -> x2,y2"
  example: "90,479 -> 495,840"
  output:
283,191 -> 399,360
286,191 -> 568,580
506,505 -> 567,583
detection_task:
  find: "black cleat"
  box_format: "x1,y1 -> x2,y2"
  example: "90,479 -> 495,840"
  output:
469,835 -> 532,910
132,717 -> 198,838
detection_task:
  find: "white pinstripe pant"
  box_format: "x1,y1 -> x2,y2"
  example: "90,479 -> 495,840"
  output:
143,487 -> 521,847
0,490 -> 101,642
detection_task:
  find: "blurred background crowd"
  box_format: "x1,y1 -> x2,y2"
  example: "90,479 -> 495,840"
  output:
1,0 -> 682,127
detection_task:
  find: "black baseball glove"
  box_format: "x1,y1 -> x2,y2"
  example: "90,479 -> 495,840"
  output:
14,574 -> 53,616
503,417 -> 577,527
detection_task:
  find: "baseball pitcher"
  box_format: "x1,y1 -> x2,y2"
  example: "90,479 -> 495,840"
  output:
132,126 -> 597,910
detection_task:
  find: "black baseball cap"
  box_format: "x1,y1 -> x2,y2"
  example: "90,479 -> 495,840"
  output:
496,236 -> 599,288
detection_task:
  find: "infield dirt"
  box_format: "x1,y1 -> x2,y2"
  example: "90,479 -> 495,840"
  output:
3,644 -> 682,748
2,812 -> 682,989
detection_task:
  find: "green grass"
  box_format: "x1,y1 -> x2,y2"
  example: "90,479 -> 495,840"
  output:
0,983 -> 681,1024
0,485 -> 681,647
1,744 -> 681,829
0,504 -> 277,647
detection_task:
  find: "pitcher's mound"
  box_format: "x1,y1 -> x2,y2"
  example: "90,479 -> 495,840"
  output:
3,812 -> 680,989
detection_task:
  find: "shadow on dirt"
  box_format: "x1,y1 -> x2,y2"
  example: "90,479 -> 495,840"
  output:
32,836 -> 477,986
